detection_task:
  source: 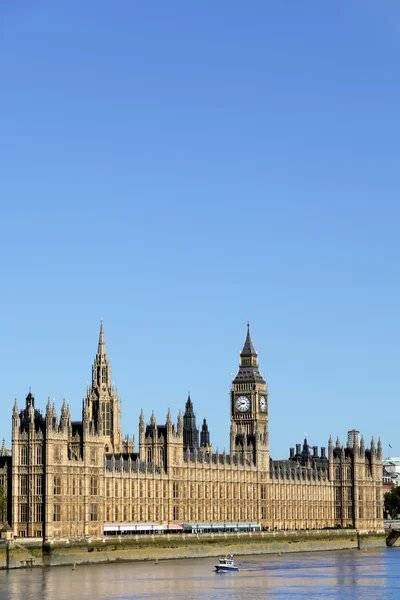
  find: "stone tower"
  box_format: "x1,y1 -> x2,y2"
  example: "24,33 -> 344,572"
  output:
230,324 -> 269,470
183,394 -> 199,453
83,320 -> 122,451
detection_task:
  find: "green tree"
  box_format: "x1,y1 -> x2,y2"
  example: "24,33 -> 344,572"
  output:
384,486 -> 400,519
0,485 -> 5,522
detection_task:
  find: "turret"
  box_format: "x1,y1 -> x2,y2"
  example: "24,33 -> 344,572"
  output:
377,438 -> 382,460
370,437 -> 376,456
200,418 -> 210,447
177,410 -> 183,435
12,398 -> 19,435
0,439 -> 7,457
60,399 -> 69,432
139,409 -> 145,446
166,407 -> 172,427
183,394 -> 199,452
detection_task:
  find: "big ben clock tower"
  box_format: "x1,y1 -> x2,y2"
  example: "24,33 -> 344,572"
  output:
230,324 -> 269,470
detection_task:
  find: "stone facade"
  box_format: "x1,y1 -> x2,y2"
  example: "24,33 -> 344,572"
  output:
9,323 -> 383,539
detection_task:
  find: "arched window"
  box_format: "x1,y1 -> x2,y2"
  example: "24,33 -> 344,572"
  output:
102,403 -> 111,436
335,467 -> 340,481
36,446 -> 42,465
20,446 -> 28,465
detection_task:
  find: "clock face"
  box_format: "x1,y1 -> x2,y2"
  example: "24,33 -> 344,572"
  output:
235,395 -> 250,412
259,396 -> 267,412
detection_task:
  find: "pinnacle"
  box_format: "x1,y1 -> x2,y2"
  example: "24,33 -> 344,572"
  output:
98,319 -> 106,355
240,323 -> 257,357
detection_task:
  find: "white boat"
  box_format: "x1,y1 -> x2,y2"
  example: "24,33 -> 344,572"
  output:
215,554 -> 239,572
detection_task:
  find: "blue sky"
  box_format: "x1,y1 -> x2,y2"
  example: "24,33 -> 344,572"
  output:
1,1 -> 399,459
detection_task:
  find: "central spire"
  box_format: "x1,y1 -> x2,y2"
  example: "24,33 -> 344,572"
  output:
98,318 -> 106,356
92,319 -> 111,388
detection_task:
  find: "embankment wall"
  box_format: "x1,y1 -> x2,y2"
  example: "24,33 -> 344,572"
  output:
0,529 -> 388,569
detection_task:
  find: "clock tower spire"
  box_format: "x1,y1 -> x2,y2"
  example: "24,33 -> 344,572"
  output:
230,324 -> 269,469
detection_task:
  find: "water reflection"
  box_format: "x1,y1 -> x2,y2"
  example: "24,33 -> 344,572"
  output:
0,549 -> 399,600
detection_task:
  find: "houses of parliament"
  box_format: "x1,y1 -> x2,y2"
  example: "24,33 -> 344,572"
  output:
0,323 -> 383,539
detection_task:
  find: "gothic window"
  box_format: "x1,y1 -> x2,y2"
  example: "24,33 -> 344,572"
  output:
173,483 -> 179,499
20,446 -> 28,465
346,467 -> 352,480
347,488 -> 353,502
123,506 -> 127,521
155,483 -> 159,498
35,504 -> 43,522
131,482 -> 135,498
72,478 -> 76,495
91,448 -> 97,464
140,483 -> 144,498
90,504 -> 98,522
335,488 -> 341,502
102,367 -> 107,384
335,467 -> 340,481
36,476 -> 43,496
106,506 -> 110,521
54,477 -> 61,495
348,506 -> 353,519
115,506 -> 119,520
19,504 -> 28,522
102,403 -> 111,436
36,446 -> 42,465
90,477 -> 98,496
115,482 -> 119,498
53,504 -> 61,521
173,506 -> 179,520
97,367 -> 101,386
20,476 -> 28,496
147,481 -> 151,497
79,479 -> 83,495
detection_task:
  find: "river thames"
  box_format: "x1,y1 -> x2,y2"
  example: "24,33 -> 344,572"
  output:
0,548 -> 399,599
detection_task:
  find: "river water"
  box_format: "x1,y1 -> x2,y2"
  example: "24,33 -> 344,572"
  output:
0,548 -> 400,599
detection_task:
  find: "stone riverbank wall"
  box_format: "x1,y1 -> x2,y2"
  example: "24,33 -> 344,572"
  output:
0,530 -> 388,569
